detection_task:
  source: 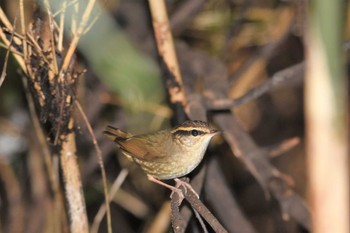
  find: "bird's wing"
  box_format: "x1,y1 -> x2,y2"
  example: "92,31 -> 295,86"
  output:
115,134 -> 167,162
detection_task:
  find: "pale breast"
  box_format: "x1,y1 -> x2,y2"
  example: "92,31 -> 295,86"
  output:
134,138 -> 211,180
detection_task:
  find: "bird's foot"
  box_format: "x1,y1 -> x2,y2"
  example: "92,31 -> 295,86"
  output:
174,178 -> 200,199
147,175 -> 184,202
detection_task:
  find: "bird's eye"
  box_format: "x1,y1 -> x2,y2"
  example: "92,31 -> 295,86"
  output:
191,130 -> 199,136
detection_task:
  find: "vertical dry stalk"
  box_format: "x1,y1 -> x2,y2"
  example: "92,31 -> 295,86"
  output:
1,2 -> 95,233
148,0 -> 187,106
305,3 -> 349,233
60,119 -> 89,233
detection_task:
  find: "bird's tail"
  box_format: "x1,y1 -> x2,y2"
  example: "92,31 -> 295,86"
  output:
103,125 -> 130,141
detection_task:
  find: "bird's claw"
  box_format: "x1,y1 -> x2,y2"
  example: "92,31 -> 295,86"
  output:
174,178 -> 200,199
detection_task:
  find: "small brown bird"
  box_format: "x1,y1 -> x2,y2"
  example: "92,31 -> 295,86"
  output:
104,120 -> 219,196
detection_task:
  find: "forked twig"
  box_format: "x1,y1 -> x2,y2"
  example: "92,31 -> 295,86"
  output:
171,180 -> 228,233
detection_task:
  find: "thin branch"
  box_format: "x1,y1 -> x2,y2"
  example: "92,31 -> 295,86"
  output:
57,0 -> 67,52
145,202 -> 172,233
91,169 -> 129,233
213,113 -> 311,230
19,0 -> 28,62
267,137 -> 300,158
171,180 -> 228,233
228,22 -> 293,85
205,157 -> 257,233
170,0 -> 206,36
75,101 -> 112,233
45,5 -> 59,75
0,22 -> 13,87
206,62 -> 304,110
59,0 -> 97,74
0,7 -> 26,72
0,160 -> 24,233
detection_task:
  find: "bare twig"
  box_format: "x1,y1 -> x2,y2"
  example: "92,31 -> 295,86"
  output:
213,113 -> 311,230
59,0 -> 97,74
0,8 -> 26,72
193,208 -> 209,233
170,177 -> 227,233
224,0 -> 254,48
56,0 -> 68,52
19,0 -> 28,62
91,169 -> 129,233
267,137 -> 300,158
145,202 -> 172,233
176,182 -> 228,233
206,62 -> 304,110
205,157 -> 257,233
170,0 -> 206,36
0,19 -> 14,87
228,21 -> 293,85
0,12 -> 18,87
0,159 -> 24,233
75,101 -> 112,233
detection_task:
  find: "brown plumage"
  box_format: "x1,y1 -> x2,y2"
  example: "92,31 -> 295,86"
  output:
104,120 -> 218,180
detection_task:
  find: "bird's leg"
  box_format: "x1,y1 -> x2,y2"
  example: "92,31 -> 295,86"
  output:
174,178 -> 200,199
147,175 -> 184,202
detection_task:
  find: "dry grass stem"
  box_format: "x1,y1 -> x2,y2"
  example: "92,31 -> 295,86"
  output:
0,160 -> 24,233
0,7 -> 26,71
269,137 -> 300,158
145,202 -> 171,233
0,25 -> 12,87
91,169 -> 129,233
75,101 -> 112,233
59,0 -> 97,74
111,188 -> 149,219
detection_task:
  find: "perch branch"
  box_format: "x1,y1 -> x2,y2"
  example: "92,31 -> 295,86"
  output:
171,180 -> 228,233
